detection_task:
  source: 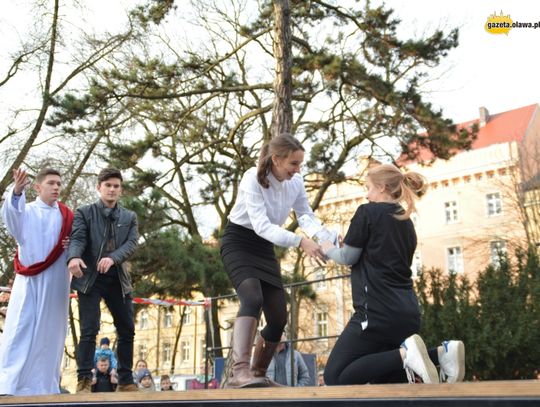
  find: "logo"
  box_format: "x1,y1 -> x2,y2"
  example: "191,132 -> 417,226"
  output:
485,11 -> 513,35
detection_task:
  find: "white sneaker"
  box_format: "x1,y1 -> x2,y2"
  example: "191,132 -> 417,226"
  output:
401,334 -> 439,384
439,340 -> 465,383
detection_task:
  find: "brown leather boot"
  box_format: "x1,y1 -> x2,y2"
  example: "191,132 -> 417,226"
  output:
116,383 -> 139,392
76,377 -> 92,393
251,336 -> 285,387
225,316 -> 268,388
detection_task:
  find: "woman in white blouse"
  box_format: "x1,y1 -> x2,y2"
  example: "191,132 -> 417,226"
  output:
220,134 -> 324,388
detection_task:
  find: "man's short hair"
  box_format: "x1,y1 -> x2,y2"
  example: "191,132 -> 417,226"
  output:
98,357 -> 110,363
35,168 -> 61,183
97,168 -> 123,184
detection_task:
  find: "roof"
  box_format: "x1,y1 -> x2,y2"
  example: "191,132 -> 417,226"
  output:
470,104 -> 537,149
402,103 -> 538,164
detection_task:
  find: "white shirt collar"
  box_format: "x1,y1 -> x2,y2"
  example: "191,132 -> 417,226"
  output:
36,197 -> 59,209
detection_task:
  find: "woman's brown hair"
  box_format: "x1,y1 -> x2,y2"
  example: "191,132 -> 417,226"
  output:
256,134 -> 305,188
367,164 -> 428,220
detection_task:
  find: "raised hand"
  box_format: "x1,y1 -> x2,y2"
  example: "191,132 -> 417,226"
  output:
12,169 -> 31,195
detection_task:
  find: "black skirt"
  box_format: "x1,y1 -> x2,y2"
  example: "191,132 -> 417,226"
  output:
220,222 -> 282,289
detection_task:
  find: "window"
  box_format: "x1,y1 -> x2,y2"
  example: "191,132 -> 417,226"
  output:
181,340 -> 191,362
139,310 -> 149,330
314,267 -> 327,290
490,240 -> 507,266
316,310 -> 328,337
162,342 -> 172,364
447,246 -> 464,274
164,308 -> 173,328
182,308 -> 192,325
411,250 -> 422,277
444,201 -> 458,224
486,193 -> 502,216
138,344 -> 148,361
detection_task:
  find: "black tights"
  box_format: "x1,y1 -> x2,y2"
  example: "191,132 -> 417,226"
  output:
236,278 -> 287,342
324,318 -> 441,385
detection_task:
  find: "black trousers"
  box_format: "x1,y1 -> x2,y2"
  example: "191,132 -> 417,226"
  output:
324,317 -> 440,385
76,275 -> 135,385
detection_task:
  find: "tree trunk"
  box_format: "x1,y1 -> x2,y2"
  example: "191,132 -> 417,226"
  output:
170,306 -> 187,375
270,0 -> 293,139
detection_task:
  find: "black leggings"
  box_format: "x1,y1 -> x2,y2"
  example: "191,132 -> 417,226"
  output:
236,278 -> 287,342
324,318 -> 440,385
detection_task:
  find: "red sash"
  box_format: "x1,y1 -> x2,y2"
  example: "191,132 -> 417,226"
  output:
14,202 -> 74,276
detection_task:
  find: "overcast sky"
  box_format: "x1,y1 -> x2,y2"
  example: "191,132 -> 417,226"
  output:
388,0 -> 540,123
2,0 -> 538,126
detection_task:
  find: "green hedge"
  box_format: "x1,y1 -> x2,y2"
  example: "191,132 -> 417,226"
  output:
416,248 -> 540,380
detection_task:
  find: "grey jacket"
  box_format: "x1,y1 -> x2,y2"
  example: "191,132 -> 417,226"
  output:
67,199 -> 138,295
266,344 -> 311,387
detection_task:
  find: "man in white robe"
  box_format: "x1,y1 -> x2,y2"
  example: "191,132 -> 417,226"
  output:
0,168 -> 73,396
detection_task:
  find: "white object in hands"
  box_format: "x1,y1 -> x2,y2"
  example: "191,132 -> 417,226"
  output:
298,214 -> 338,246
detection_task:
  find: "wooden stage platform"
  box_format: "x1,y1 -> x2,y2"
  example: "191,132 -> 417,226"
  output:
1,381 -> 539,407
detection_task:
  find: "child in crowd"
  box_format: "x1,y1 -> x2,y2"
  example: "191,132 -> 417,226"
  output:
160,374 -> 174,391
91,358 -> 116,392
137,368 -> 155,392
93,337 -> 117,384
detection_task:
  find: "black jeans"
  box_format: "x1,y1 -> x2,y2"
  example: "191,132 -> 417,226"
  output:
324,316 -> 440,385
76,275 -> 135,385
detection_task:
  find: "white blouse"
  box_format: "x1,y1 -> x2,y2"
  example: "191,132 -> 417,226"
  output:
228,167 -> 316,247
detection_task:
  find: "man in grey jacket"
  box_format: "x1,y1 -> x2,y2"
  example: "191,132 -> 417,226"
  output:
266,335 -> 311,387
67,168 -> 138,393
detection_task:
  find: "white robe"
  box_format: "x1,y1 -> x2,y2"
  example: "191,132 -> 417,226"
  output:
0,189 -> 70,396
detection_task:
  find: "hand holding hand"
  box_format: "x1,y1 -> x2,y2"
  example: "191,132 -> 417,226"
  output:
300,237 -> 325,261
320,240 -> 336,254
97,257 -> 115,274
68,258 -> 86,278
12,169 -> 31,195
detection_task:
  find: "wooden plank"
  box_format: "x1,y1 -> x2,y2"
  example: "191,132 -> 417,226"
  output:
0,381 -> 539,405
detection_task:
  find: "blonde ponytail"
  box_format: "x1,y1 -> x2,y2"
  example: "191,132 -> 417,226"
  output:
367,164 -> 428,220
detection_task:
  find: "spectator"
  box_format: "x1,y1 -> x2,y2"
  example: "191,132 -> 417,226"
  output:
94,337 -> 117,384
160,375 -> 173,391
92,358 -> 116,392
317,371 -> 325,386
133,359 -> 148,380
266,335 -> 311,386
136,368 -> 155,392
